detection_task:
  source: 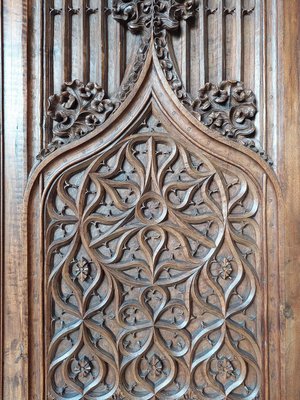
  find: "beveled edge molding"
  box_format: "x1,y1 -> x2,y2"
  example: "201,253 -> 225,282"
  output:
37,0 -> 273,166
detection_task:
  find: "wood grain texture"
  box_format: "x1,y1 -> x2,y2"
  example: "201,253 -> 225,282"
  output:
280,0 -> 300,398
2,1 -> 29,399
0,1 -> 3,397
45,113 -> 263,399
0,0 -> 296,399
25,2 -> 282,399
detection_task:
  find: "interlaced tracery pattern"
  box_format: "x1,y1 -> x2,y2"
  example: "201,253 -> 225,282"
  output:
46,116 -> 261,399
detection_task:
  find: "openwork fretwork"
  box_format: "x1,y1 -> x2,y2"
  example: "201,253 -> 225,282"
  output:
46,116 -> 261,399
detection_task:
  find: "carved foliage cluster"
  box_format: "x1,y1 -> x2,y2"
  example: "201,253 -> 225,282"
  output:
111,0 -> 271,165
39,0 -> 271,166
38,1 -> 197,160
46,116 -> 261,399
38,81 -> 115,159
191,81 -> 257,138
188,82 -> 272,164
112,0 -> 194,34
112,0 -> 194,107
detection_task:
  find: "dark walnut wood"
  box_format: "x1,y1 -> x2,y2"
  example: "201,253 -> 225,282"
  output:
3,0 -> 298,399
46,114 -> 262,399
29,1 -> 278,399
39,0 -> 271,165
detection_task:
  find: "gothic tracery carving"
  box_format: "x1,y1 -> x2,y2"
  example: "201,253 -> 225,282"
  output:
46,115 -> 261,399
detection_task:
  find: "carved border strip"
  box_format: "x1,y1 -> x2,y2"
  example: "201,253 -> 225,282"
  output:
0,4 -> 3,398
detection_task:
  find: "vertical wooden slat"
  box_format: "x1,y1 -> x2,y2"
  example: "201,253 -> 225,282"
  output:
82,0 -> 90,83
242,3 -> 255,88
2,0 -> 29,398
88,0 -> 102,84
27,0 -> 44,169
108,7 -> 126,94
44,0 -> 56,145
265,0 -> 279,169
66,0 -> 83,80
254,0 -> 264,148
38,0 -> 45,163
116,22 -> 126,88
63,0 -> 72,82
207,1 -> 219,83
52,0 -> 63,92
45,0 -> 55,95
217,0 -> 225,81
100,0 -> 108,90
199,0 -> 209,86
26,2 -> 45,398
281,2 -> 300,398
84,0 -> 99,83
235,0 -> 243,81
181,22 -> 190,91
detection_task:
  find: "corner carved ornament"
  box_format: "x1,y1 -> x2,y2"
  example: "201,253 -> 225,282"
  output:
37,0 -> 272,166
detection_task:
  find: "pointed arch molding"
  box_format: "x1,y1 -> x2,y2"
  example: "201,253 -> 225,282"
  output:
25,2 -> 284,400
37,0 -> 272,166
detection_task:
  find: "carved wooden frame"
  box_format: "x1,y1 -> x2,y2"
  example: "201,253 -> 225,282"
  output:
24,2 -> 285,399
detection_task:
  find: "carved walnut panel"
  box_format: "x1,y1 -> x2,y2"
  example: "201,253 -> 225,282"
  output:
46,115 -> 262,399
32,1 -> 281,399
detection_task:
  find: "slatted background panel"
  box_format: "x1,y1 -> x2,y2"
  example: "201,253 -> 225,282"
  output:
172,0 -> 264,145
44,0 -> 139,97
44,0 -> 265,150
44,0 -> 140,147
176,0 -> 258,91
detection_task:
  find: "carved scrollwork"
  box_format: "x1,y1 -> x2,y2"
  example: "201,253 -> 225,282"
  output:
242,139 -> 273,166
37,81 -> 115,160
46,115 -> 261,399
114,36 -> 150,104
191,81 -> 257,138
38,1 -> 196,160
39,0 -> 271,167
112,0 -> 195,34
33,1 -> 281,399
148,4 -> 273,165
112,0 -> 195,107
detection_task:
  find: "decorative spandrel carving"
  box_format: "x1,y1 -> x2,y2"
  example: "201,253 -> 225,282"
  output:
38,0 -> 271,166
191,81 -> 257,138
46,115 -> 261,399
37,81 -> 116,159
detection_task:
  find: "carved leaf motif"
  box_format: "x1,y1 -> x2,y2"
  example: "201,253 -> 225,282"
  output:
37,81 -> 115,159
112,0 -> 195,34
191,81 -> 257,138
